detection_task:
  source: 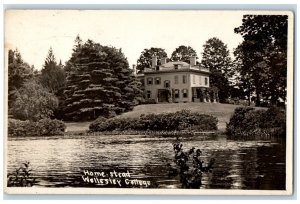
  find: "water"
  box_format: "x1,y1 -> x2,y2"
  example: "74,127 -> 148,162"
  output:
7,134 -> 286,189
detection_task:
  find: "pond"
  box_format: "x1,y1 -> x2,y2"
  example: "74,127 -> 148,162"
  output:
7,134 -> 286,189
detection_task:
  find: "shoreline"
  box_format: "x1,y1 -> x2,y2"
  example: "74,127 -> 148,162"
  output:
8,129 -> 222,138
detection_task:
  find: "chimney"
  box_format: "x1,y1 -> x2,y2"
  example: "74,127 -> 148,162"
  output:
190,56 -> 196,66
161,57 -> 167,65
152,56 -> 157,68
132,64 -> 136,74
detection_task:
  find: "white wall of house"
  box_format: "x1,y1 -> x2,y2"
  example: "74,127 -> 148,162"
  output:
144,72 -> 189,102
190,73 -> 210,88
144,71 -> 209,103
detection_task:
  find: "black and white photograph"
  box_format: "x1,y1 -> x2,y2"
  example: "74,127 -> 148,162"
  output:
4,10 -> 294,195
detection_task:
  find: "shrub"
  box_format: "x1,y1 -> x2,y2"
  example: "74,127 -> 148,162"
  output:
140,99 -> 157,105
89,110 -> 218,132
168,142 -> 215,188
8,118 -> 66,137
7,161 -> 37,187
11,80 -> 59,122
226,106 -> 286,140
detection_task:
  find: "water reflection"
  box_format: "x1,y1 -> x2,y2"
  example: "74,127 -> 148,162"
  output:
7,135 -> 285,189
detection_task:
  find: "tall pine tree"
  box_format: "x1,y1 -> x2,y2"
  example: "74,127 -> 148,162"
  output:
63,38 -> 142,121
40,47 -> 66,96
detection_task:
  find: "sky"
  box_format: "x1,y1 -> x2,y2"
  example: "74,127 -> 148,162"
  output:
5,10 -> 246,70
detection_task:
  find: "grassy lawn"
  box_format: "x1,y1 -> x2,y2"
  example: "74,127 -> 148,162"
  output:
65,121 -> 92,132
118,103 -> 244,131
65,103 -> 258,132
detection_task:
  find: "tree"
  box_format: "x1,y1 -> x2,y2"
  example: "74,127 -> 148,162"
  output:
63,39 -> 143,121
201,38 -> 233,102
233,44 -> 254,105
39,47 -> 66,97
170,45 -> 197,63
11,80 -> 58,121
8,49 -> 34,108
234,15 -> 288,106
136,47 -> 168,73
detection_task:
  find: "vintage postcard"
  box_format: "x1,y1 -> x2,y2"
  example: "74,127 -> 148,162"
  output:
4,10 -> 294,195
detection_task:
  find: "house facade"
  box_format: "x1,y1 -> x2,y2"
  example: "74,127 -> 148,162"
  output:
136,56 -> 219,103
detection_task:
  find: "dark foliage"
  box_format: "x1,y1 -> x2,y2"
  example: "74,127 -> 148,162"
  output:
139,99 -> 157,105
8,118 -> 66,137
201,37 -> 233,102
8,49 -> 34,109
10,80 -> 59,122
39,47 -> 66,97
234,15 -> 288,106
170,45 -> 198,63
7,162 -> 37,187
167,142 -> 215,188
226,106 -> 286,140
63,37 -> 143,121
136,47 -> 168,73
89,110 -> 218,132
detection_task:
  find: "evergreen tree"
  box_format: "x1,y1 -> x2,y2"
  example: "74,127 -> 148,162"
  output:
40,47 -> 66,96
201,38 -> 233,102
63,39 -> 143,121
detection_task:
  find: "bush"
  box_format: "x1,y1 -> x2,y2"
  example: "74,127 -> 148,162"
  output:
8,118 -> 66,137
226,106 -> 286,140
89,110 -> 218,132
140,99 -> 157,105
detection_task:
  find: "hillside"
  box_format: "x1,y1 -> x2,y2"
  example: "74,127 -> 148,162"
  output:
118,103 -> 243,131
66,103 -> 254,132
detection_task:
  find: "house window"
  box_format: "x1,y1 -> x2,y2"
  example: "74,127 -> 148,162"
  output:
182,75 -> 187,84
198,76 -> 201,85
193,75 -> 195,84
205,77 -> 208,86
174,89 -> 180,98
147,77 -> 153,85
174,64 -> 179,69
182,89 -> 188,98
164,80 -> 170,88
174,75 -> 179,84
147,90 -> 151,99
155,77 -> 161,85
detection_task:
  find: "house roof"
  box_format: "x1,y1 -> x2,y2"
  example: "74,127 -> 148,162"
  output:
161,61 -> 189,68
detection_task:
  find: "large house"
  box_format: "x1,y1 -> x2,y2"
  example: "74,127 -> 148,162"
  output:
136,56 -> 219,103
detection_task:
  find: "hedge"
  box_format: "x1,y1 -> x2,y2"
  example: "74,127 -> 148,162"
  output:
8,118 -> 66,137
226,106 -> 286,140
89,109 -> 218,132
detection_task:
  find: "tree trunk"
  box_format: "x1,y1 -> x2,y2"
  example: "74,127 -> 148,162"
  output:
255,91 -> 261,107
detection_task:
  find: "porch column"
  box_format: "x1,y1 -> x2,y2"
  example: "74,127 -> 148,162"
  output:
206,89 -> 211,103
215,90 -> 219,103
192,88 -> 197,102
202,89 -> 207,103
